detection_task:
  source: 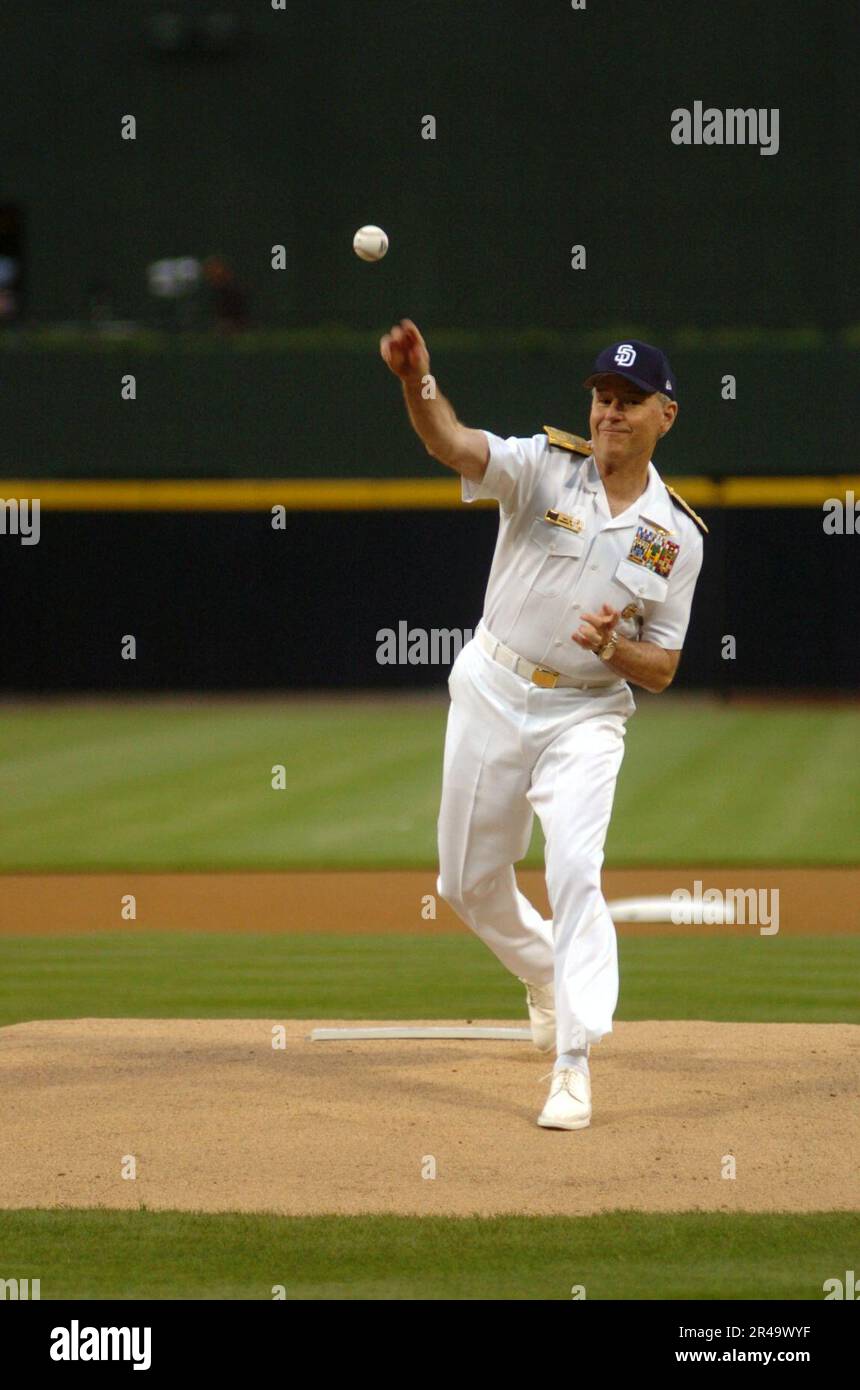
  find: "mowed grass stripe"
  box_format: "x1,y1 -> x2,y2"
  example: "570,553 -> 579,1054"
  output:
0,701 -> 858,870
0,1209 -> 852,1300
0,704 -> 443,869
0,935 -> 856,1028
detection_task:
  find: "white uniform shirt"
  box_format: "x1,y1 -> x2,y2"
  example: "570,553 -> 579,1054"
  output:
461,429 -> 704,681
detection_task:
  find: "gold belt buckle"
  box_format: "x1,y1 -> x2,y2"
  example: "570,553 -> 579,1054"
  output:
531,666 -> 559,689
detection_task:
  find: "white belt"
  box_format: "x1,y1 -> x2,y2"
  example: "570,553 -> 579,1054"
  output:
476,625 -> 615,691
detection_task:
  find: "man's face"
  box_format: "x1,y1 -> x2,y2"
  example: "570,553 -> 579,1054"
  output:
589,374 -> 677,464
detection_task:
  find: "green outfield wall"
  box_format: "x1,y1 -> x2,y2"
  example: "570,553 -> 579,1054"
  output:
1,336 -> 854,479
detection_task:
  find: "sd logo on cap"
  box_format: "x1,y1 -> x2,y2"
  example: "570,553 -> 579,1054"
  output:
584,339 -> 676,397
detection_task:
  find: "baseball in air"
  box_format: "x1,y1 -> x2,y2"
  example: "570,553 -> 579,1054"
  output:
353,225 -> 389,262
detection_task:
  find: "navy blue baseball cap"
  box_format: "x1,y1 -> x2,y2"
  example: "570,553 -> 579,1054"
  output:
583,340 -> 677,398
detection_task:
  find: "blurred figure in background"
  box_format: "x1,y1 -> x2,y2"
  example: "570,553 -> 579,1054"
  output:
0,255 -> 21,323
202,255 -> 249,332
0,203 -> 25,324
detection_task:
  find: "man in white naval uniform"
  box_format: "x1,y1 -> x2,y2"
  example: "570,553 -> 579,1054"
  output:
380,322 -> 706,1129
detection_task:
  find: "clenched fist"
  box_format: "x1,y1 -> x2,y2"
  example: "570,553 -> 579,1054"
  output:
379,318 -> 430,381
573,603 -> 621,653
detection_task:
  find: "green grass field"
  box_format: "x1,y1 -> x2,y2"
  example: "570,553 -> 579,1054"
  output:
0,933 -> 857,1029
0,699 -> 857,869
0,1209 -> 851,1301
1,696 -> 856,1300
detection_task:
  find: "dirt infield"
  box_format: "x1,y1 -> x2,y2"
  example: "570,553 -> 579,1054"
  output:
1,1018 -> 856,1216
0,868 -> 857,935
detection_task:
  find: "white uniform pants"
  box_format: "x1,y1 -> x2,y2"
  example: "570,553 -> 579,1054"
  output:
437,634 -> 636,1052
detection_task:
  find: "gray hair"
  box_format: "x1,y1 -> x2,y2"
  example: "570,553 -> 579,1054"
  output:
591,386 -> 674,408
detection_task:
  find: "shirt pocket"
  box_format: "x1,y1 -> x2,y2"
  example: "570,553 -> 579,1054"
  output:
520,518 -> 586,596
613,557 -> 669,607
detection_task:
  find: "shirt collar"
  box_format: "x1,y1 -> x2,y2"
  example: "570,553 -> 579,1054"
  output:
584,457 -> 676,533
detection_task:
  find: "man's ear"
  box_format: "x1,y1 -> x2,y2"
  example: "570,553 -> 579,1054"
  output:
659,401 -> 679,437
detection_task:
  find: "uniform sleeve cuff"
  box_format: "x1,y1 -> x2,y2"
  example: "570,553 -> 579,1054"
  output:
461,431 -> 505,504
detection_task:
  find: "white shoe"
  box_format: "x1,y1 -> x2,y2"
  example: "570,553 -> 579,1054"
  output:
537,1068 -> 592,1130
519,978 -> 555,1053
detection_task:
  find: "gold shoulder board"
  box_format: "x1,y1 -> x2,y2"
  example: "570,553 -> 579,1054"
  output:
543,425 -> 593,455
665,485 -> 709,535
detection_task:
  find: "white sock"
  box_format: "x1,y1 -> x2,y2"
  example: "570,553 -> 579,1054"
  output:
555,1049 -> 589,1078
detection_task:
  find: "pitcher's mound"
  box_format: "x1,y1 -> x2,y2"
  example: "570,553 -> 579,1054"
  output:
0,1018 -> 857,1216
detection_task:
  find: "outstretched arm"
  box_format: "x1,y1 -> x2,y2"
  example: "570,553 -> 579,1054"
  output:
380,318 -> 489,482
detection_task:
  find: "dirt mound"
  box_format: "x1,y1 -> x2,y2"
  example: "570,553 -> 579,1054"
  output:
0,1018 -> 856,1216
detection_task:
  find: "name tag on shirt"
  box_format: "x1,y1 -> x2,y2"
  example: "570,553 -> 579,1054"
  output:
628,524 -> 680,578
544,508 -> 583,534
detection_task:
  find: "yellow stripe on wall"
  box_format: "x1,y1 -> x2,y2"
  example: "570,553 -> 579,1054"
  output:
0,477 -> 856,511
0,479 -> 466,511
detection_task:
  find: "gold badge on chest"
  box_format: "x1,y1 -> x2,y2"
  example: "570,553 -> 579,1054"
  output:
544,507 -> 584,534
